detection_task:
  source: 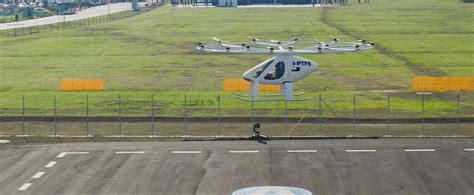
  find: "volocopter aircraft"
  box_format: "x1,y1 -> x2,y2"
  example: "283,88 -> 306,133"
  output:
197,37 -> 375,101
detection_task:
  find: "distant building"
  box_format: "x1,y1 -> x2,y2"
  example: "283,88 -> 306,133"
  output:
0,4 -> 19,15
218,0 -> 237,7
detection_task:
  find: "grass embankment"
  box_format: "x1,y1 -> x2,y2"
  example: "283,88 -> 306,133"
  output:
0,0 -> 473,119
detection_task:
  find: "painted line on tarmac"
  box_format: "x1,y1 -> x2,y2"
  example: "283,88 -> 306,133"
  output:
172,151 -> 202,154
18,183 -> 32,191
32,172 -> 45,179
345,150 -> 376,153
0,140 -> 9,144
229,150 -> 259,153
57,152 -> 89,158
116,151 -> 145,154
464,149 -> 474,151
45,161 -> 57,168
287,150 -> 317,153
404,149 -> 436,152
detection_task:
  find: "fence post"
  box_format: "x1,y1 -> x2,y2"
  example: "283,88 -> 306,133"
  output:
86,95 -> 89,137
151,94 -> 155,137
22,95 -> 25,136
456,92 -> 460,137
184,95 -> 187,137
54,95 -> 57,137
217,94 -> 221,137
285,100 -> 288,137
318,94 -> 322,131
118,95 -> 122,137
421,93 -> 425,136
352,94 -> 356,137
387,93 -> 390,130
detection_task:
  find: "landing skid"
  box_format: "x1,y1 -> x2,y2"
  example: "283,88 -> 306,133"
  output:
231,92 -> 310,102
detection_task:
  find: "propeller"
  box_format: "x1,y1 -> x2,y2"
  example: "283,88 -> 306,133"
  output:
212,37 -> 222,44
197,42 -> 205,49
197,38 -> 375,54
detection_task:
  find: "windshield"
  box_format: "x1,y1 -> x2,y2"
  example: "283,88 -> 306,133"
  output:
264,61 -> 285,80
249,60 -> 273,78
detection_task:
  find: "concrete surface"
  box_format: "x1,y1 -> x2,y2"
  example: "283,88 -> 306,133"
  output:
0,139 -> 473,194
0,3 -> 133,30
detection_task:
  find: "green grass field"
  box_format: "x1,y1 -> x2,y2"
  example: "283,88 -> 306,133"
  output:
0,0 -> 473,118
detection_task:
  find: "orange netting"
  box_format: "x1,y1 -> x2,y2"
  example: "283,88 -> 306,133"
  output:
223,78 -> 280,92
60,79 -> 105,91
412,76 -> 474,92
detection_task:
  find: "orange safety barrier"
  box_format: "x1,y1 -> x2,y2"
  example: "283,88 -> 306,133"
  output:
223,78 -> 280,92
60,79 -> 105,91
412,76 -> 474,92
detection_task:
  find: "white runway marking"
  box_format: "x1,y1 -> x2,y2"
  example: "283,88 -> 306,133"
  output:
116,151 -> 146,154
287,150 -> 317,153
32,172 -> 45,179
18,183 -> 32,191
0,140 -> 9,144
464,149 -> 474,151
404,149 -> 436,152
57,152 -> 89,158
172,151 -> 202,154
45,161 -> 57,168
229,150 -> 259,153
345,150 -> 376,152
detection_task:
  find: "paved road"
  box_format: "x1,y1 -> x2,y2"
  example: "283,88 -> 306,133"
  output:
0,139 -> 473,194
0,3 -> 133,30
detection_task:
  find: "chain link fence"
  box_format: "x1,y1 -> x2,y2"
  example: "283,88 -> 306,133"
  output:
0,5 -> 159,38
0,92 -> 473,138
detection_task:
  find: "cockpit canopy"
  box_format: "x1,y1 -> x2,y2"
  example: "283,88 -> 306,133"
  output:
244,58 -> 286,81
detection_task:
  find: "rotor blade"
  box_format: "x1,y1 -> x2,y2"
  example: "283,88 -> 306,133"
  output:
251,41 -> 279,47
198,39 -> 375,54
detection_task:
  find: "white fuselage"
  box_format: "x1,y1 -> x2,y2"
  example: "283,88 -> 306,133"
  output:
242,55 -> 317,85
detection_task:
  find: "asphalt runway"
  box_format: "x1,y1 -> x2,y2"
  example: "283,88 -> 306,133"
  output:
0,139 -> 473,194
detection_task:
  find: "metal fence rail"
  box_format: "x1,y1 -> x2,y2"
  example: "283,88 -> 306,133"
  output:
0,92 -> 473,138
0,5 -> 159,38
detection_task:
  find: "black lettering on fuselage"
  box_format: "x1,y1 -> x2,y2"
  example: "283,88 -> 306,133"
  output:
292,61 -> 312,66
